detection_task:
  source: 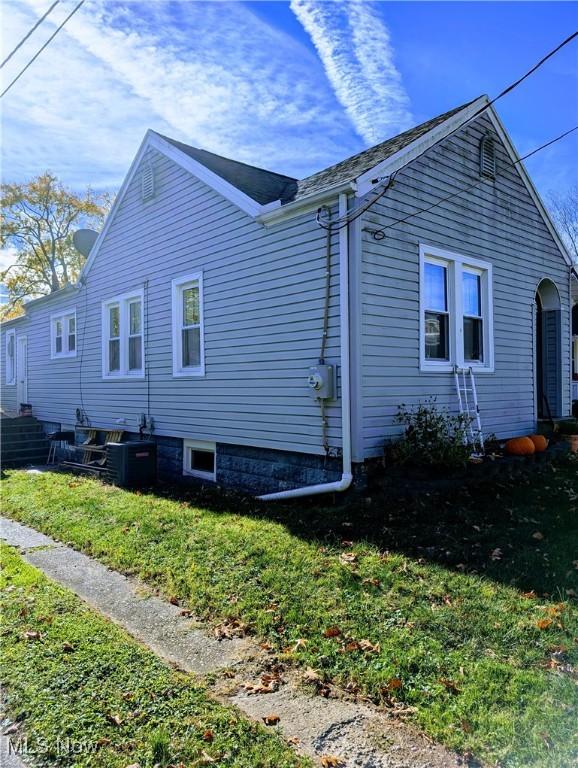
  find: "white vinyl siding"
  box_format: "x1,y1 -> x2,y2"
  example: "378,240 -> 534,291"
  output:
172,272 -> 204,377
51,310 -> 76,359
419,245 -> 494,373
102,290 -> 144,378
5,329 -> 15,384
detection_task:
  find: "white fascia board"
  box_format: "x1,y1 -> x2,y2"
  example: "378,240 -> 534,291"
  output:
355,95 -> 489,196
485,108 -> 573,268
149,133 -> 264,218
257,180 -> 356,225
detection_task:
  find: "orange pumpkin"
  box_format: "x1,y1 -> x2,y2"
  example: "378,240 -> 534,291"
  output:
505,436 -> 535,456
529,434 -> 549,453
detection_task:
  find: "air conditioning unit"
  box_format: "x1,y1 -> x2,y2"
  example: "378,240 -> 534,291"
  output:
104,441 -> 157,488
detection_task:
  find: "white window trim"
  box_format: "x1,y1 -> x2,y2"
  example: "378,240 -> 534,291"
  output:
172,272 -> 205,377
419,245 -> 494,373
183,439 -> 216,481
5,329 -> 16,385
101,288 -> 145,380
50,309 -> 77,359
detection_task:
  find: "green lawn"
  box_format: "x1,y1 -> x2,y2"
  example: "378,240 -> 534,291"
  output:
0,544 -> 309,768
2,465 -> 577,767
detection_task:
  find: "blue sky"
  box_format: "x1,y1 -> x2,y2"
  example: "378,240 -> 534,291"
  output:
2,0 -> 577,203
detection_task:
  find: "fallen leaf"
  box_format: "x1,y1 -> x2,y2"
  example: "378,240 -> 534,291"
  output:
385,678 -> 402,691
536,618 -> 553,630
96,738 -> 112,748
262,714 -> 280,726
179,609 -> 194,618
23,630 -> 41,641
522,590 -> 537,599
292,638 -> 307,651
203,730 -> 214,742
214,618 -> 248,640
359,639 -> 380,654
320,756 -> 344,767
3,723 -> 19,735
61,642 -> 74,652
343,641 -> 360,653
490,548 -> 503,561
362,577 -> 380,588
340,552 -> 358,564
532,531 -> 544,541
439,678 -> 460,694
303,667 -> 322,684
323,626 -> 342,638
168,596 -> 180,606
199,751 -> 216,764
106,713 -> 123,726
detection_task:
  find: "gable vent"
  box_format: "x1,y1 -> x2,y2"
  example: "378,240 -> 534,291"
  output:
479,135 -> 496,179
141,162 -> 155,201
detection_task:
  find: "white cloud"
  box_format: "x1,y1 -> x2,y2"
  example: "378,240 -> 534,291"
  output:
0,247 -> 19,273
290,0 -> 412,144
2,0 -> 365,188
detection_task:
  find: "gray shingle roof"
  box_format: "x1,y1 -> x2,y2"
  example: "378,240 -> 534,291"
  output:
156,134 -> 297,205
157,97 -> 481,207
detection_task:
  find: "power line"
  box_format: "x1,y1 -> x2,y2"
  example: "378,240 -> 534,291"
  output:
316,29 -> 578,232
373,124 -> 578,234
1,1 -> 60,69
1,0 -> 85,99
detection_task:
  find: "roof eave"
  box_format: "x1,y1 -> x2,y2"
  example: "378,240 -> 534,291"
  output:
257,180 -> 357,225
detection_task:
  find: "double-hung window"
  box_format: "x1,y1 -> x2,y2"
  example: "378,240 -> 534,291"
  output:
172,272 -> 204,376
51,310 -> 76,358
102,289 -> 144,378
5,329 -> 15,384
420,245 -> 494,372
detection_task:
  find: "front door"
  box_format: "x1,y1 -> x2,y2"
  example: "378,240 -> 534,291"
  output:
16,335 -> 28,408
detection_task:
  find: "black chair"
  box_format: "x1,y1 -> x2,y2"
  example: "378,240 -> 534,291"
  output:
47,431 -> 76,464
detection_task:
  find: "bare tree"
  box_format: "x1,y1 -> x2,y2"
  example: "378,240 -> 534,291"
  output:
548,186 -> 578,263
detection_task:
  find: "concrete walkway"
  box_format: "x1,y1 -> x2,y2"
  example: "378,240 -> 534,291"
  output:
1,516 -> 463,768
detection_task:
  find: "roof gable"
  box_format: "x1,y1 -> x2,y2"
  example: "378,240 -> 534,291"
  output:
80,97 -> 571,280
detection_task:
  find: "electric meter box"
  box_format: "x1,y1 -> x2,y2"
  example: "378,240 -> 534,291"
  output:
307,364 -> 335,400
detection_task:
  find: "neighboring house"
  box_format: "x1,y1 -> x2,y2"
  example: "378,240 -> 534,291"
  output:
1,95 -> 575,497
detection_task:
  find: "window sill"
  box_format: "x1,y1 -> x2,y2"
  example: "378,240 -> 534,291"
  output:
50,353 -> 77,360
420,362 -> 495,374
173,369 -> 205,378
102,373 -> 145,381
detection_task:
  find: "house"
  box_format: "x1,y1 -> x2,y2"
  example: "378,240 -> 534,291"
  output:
1,95 -> 575,497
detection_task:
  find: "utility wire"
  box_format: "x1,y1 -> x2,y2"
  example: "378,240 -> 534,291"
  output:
316,29 -> 578,232
373,124 -> 578,234
1,0 -> 85,99
1,1 -> 60,68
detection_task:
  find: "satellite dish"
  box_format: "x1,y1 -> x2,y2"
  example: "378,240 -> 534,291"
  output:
73,229 -> 99,257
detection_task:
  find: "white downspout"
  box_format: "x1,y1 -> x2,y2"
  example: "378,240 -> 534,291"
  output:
258,193 -> 353,501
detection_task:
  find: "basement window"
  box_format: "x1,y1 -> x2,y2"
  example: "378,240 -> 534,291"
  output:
183,439 -> 216,481
51,310 -> 76,359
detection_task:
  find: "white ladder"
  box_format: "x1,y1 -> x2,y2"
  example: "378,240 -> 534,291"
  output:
454,366 -> 485,455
